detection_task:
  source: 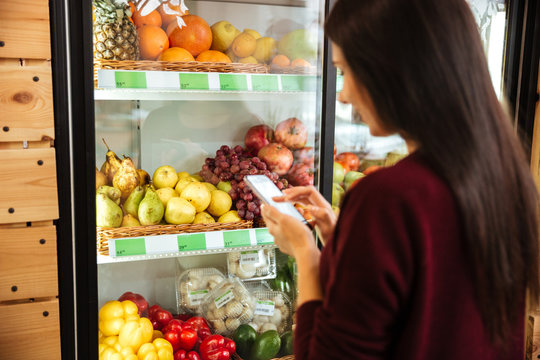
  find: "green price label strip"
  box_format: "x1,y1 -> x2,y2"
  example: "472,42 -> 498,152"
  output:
178,233 -> 206,251
114,237 -> 146,256
255,228 -> 273,245
281,75 -> 317,91
251,75 -> 279,91
179,73 -> 209,90
219,74 -> 248,91
115,72 -> 147,88
224,230 -> 251,248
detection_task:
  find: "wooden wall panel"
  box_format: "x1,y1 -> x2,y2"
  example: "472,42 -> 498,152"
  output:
0,59 -> 55,142
0,148 -> 59,223
0,226 -> 58,301
530,61 -> 540,192
0,299 -> 61,359
0,0 -> 51,59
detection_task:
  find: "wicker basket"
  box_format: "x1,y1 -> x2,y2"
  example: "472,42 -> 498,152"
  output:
269,64 -> 318,75
97,221 -> 253,255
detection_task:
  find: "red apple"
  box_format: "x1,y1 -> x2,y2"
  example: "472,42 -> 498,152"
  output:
293,147 -> 314,168
274,118 -> 308,150
336,152 -> 360,172
118,291 -> 149,316
258,143 -> 294,176
287,163 -> 314,186
244,124 -> 274,155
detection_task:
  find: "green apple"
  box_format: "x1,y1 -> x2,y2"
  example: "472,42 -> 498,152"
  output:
333,162 -> 345,184
152,165 -> 179,189
343,171 -> 365,191
332,183 -> 345,207
217,181 -> 232,194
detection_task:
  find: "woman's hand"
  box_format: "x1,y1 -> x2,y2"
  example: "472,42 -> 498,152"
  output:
261,204 -> 317,258
273,186 -> 337,244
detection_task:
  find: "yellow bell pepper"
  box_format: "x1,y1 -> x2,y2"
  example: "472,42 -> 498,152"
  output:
99,300 -> 139,337
118,317 -> 153,352
137,338 -> 174,360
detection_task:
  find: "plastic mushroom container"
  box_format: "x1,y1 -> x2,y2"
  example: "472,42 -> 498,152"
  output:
177,267 -> 225,314
227,248 -> 276,281
247,290 -> 292,334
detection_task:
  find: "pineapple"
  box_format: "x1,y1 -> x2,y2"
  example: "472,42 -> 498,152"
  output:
93,0 -> 139,61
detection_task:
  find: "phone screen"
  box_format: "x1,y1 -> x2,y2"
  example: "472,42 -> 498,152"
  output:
245,175 -> 308,225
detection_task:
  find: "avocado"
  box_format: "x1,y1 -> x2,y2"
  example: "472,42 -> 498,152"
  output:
250,330 -> 281,360
233,324 -> 257,359
279,331 -> 294,356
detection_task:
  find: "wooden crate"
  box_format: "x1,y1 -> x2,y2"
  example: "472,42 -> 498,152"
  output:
0,298 -> 61,359
0,0 -> 51,59
0,59 -> 54,142
0,148 -> 58,223
0,226 -> 57,301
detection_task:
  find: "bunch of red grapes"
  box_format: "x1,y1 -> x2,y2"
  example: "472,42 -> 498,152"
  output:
199,145 -> 290,221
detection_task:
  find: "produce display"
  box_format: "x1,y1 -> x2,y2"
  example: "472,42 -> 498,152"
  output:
227,249 -> 276,280
92,0 -> 318,71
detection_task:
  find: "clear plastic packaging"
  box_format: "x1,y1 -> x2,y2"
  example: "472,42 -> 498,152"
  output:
227,248 -> 276,281
176,267 -> 225,313
248,290 -> 292,334
199,276 -> 256,336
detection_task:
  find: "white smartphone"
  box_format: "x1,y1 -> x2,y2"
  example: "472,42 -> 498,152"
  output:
245,175 -> 311,227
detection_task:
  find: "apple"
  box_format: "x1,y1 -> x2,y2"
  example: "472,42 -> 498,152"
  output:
333,162 -> 345,184
343,171 -> 365,191
332,183 -> 345,207
287,163 -> 314,186
335,152 -> 360,172
293,147 -> 314,167
244,124 -> 274,155
153,165 -> 179,189
118,291 -> 149,316
258,143 -> 294,176
274,118 -> 308,150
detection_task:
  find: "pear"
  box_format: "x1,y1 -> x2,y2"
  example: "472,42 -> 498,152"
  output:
101,139 -> 122,184
137,169 -> 151,186
96,167 -> 108,189
96,193 -> 123,227
138,187 -> 165,226
96,185 -> 121,205
124,186 -> 145,218
121,214 -> 141,227
113,156 -> 141,202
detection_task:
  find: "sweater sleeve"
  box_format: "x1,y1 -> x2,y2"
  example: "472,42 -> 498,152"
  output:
294,176 -> 419,360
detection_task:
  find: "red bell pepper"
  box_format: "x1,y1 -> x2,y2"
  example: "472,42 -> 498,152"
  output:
224,339 -> 236,355
117,291 -> 149,316
184,316 -> 210,332
164,329 -> 182,351
199,335 -> 231,360
164,327 -> 198,352
187,351 -> 201,360
174,349 -> 187,360
147,304 -> 173,331
163,319 -> 184,333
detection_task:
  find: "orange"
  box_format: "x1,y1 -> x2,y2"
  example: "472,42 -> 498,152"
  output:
137,25 -> 169,60
158,47 -> 195,62
168,15 -> 212,57
132,8 -> 162,28
291,58 -> 311,67
158,3 -> 189,27
271,54 -> 290,67
196,50 -> 231,63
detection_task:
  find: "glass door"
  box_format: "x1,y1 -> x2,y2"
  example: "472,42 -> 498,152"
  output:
92,0 -> 326,359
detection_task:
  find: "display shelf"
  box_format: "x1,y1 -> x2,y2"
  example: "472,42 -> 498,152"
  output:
194,0 -> 309,7
97,227 -> 275,264
95,70 -> 318,97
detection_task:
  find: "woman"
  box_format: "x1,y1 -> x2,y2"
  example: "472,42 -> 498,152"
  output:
261,0 -> 539,359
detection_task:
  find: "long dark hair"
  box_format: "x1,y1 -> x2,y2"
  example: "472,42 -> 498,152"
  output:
326,0 -> 538,345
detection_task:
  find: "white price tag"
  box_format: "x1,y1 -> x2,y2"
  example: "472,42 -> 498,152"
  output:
254,300 -> 275,316
240,251 -> 260,265
214,290 -> 234,309
188,290 -> 208,306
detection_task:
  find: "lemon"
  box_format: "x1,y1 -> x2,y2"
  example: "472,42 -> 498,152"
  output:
193,212 -> 216,224
207,190 -> 232,217
181,182 -> 212,212
218,210 -> 242,223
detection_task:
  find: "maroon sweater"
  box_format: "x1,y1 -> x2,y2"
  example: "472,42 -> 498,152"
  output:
295,152 -> 524,359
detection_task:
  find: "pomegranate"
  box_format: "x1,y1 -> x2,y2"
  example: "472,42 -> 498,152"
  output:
293,147 -> 314,168
274,118 -> 308,150
287,163 -> 314,186
258,143 -> 293,176
335,152 -> 360,172
244,124 -> 274,155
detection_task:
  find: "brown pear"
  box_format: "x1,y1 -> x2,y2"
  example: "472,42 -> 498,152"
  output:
113,155 -> 140,202
102,138 -> 122,183
137,169 -> 151,186
96,167 -> 108,188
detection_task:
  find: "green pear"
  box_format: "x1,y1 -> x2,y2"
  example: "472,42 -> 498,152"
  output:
332,183 -> 345,207
217,181 -> 232,193
124,186 -> 145,218
343,171 -> 365,191
96,193 -> 123,227
138,187 -> 165,226
121,214 -> 141,227
96,185 -> 121,205
113,156 -> 140,202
